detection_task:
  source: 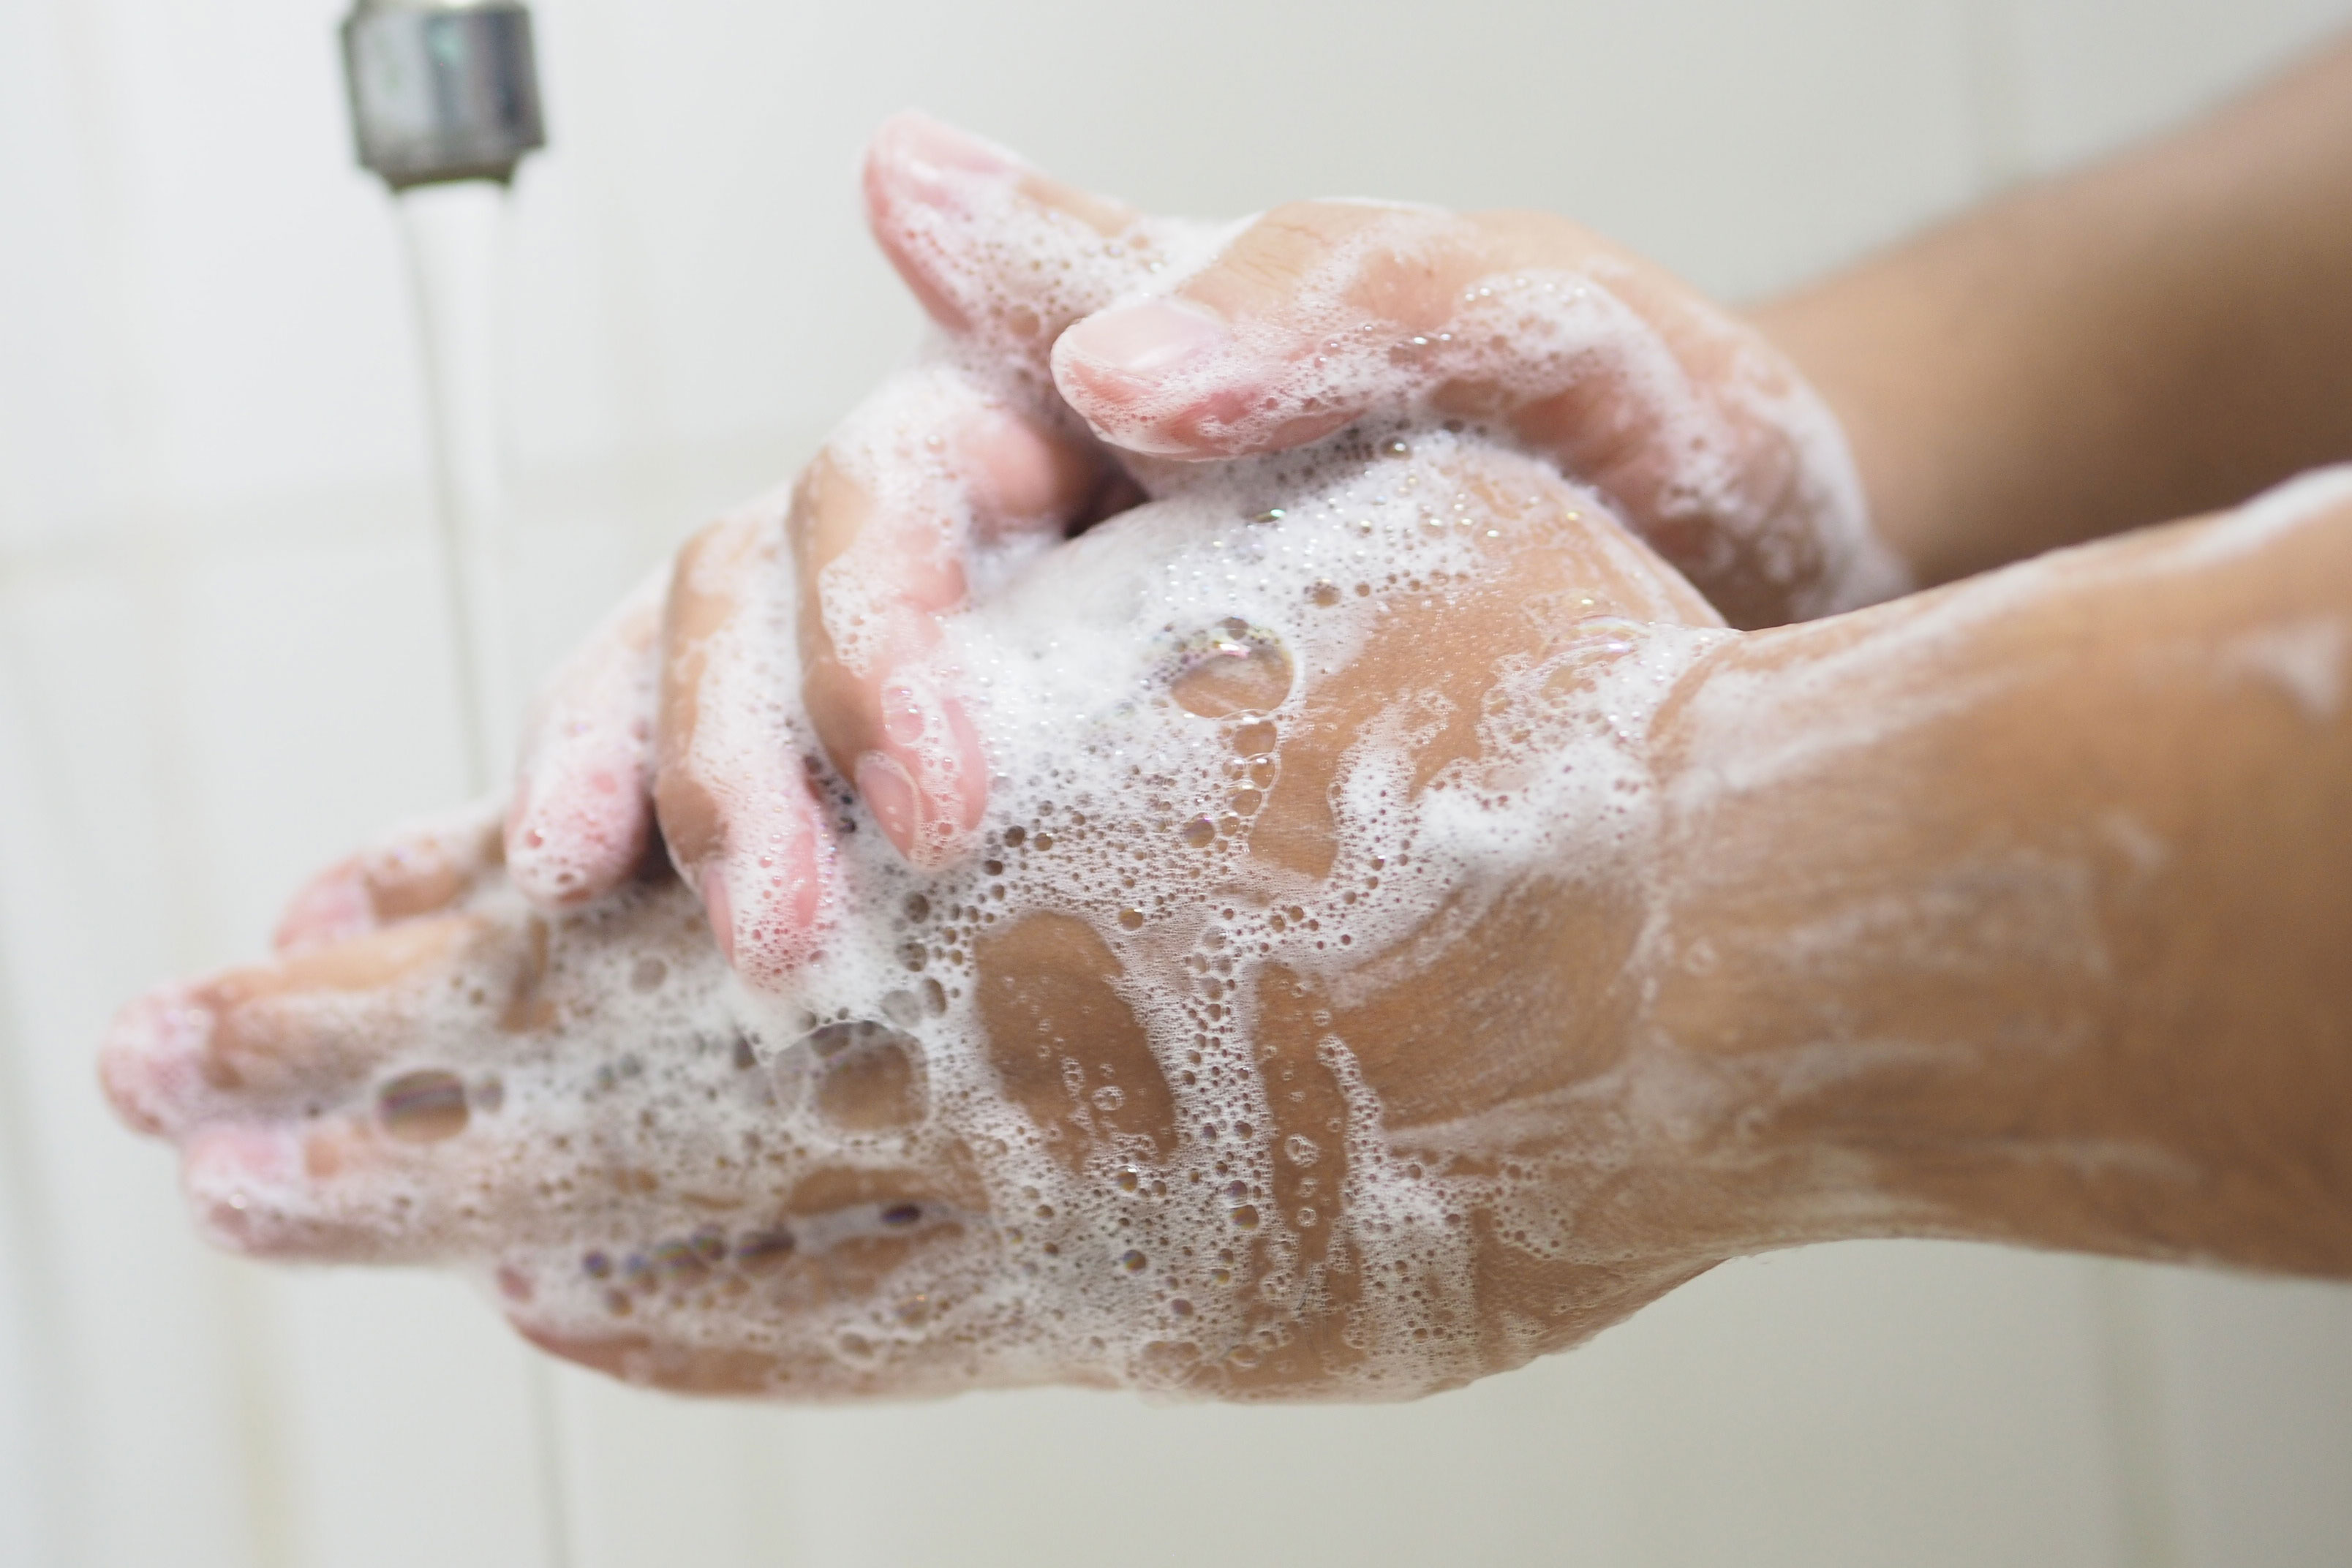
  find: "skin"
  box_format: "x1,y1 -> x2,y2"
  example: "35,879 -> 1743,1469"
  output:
495,114 -> 1905,973
100,52 -> 2352,1392
102,464 -> 2352,1395
1754,32 -> 2352,588
508,34 -> 2352,973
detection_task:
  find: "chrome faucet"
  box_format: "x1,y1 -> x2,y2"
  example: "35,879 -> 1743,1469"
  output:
342,0 -> 546,190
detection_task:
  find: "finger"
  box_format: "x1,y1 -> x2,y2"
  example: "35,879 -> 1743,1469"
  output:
1052,202 -> 1897,625
102,915 -> 483,1137
789,367 -> 1112,867
862,113 -> 1166,360
511,1160 -> 994,1395
506,571 -> 664,908
655,501 -> 836,987
841,118 -> 1211,863
272,805 -> 502,953
180,1113 -> 485,1262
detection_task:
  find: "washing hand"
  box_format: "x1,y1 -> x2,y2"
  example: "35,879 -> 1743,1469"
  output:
105,429 -> 1842,1398
461,118 -> 1904,995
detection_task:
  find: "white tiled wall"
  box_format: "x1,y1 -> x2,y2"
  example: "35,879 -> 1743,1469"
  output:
2,1 -> 2348,1565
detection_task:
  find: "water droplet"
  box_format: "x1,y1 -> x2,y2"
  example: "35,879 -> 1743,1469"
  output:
1172,622 -> 1293,717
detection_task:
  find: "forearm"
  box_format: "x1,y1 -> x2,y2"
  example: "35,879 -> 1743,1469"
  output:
1653,474 -> 2352,1273
1752,35 -> 2352,588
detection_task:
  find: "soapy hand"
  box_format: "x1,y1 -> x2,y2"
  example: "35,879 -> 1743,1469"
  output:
489,117 -> 1905,990
102,430 -> 1840,1400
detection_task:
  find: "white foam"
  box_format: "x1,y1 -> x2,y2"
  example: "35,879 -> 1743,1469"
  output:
178,426 -> 1733,1401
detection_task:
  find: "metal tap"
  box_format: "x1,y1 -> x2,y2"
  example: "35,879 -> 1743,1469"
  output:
342,0 -> 546,190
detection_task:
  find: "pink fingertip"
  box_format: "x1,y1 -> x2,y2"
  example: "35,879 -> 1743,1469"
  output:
182,1123 -> 301,1254
186,1122 -> 299,1184
98,991 -> 215,1138
272,864 -> 374,953
700,863 -> 737,967
868,112 -> 1017,205
720,810 -> 832,992
856,750 -> 920,860
507,769 -> 647,908
879,681 -> 929,747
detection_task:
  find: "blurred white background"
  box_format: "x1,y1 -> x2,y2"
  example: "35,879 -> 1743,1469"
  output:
4,1 -> 2352,1564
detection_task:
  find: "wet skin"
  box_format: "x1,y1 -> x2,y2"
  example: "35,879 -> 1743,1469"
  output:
105,461 -> 2352,1395
108,444 -> 1777,1398
100,90 -> 2352,1396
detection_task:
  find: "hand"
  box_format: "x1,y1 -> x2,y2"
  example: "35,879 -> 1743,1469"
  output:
490,117 -> 1908,995
105,438 -> 1838,1401
1049,196 -> 1909,632
477,116 -> 1202,976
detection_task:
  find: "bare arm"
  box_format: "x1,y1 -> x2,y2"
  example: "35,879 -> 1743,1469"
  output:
1656,472 -> 2352,1273
1754,36 -> 2352,588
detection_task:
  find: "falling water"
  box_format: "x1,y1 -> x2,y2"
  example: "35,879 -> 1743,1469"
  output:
395,177 -> 573,1568
399,179 -> 521,791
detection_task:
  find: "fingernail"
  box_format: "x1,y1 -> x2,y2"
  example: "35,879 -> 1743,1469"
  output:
700,863 -> 736,966
883,113 -> 1015,195
856,751 -> 920,858
1060,298 -> 1229,377
878,679 -> 930,747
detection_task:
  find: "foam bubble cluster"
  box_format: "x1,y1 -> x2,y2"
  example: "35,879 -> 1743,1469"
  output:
157,423 -> 1731,1402
125,131 -> 1804,1399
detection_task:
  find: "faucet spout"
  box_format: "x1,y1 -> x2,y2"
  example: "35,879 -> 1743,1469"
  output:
342,0 -> 547,191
